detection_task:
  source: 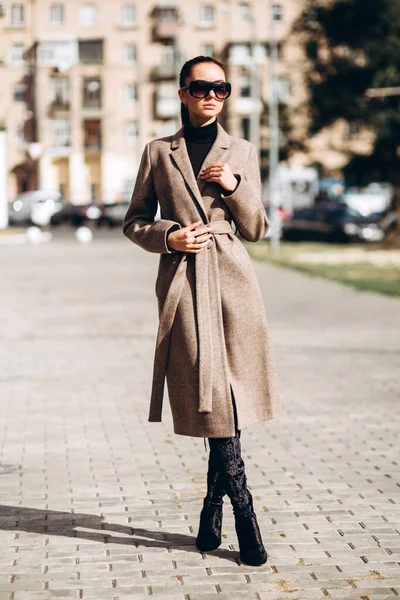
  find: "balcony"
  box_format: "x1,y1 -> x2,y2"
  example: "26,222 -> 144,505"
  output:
153,20 -> 178,41
48,99 -> 70,117
152,6 -> 178,41
151,61 -> 175,80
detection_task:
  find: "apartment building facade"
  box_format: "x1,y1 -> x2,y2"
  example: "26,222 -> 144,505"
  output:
0,0 -> 371,205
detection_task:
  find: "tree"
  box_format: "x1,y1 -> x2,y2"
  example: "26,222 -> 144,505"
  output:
294,0 -> 400,186
259,100 -> 306,180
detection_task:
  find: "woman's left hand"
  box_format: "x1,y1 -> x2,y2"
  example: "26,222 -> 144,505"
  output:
200,163 -> 239,193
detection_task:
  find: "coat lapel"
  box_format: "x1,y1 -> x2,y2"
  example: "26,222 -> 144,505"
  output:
170,123 -> 231,223
170,127 -> 208,222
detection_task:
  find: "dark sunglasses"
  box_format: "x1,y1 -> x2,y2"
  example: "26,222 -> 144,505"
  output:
180,80 -> 232,100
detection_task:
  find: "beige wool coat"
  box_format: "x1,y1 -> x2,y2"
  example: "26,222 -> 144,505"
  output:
123,122 -> 280,438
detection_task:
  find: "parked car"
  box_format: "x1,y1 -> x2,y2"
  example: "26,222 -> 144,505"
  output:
50,204 -> 101,227
281,203 -> 384,243
379,209 -> 397,234
8,190 -> 64,226
97,201 -> 130,228
343,182 -> 393,217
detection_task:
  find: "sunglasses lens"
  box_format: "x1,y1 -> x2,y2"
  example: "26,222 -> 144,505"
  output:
214,84 -> 230,99
190,83 -> 209,98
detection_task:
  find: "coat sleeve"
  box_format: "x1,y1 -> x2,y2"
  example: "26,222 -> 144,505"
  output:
221,144 -> 269,242
122,142 -> 181,254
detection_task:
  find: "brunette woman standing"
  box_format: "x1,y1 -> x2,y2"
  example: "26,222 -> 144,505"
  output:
123,56 -> 280,566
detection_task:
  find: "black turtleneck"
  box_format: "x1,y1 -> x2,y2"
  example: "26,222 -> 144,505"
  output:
184,119 -> 218,178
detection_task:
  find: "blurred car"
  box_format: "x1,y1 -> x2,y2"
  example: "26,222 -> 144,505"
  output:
50,204 -> 101,227
8,190 -> 64,226
97,201 -> 130,228
318,177 -> 345,201
282,204 -> 384,243
380,209 -> 398,234
343,182 -> 393,217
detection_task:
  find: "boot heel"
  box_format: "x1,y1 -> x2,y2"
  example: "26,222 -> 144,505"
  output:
235,511 -> 268,566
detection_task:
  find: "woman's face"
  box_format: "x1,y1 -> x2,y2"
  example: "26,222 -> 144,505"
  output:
179,62 -> 227,126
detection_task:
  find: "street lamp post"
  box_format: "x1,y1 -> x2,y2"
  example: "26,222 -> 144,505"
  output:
0,125 -> 7,229
268,0 -> 280,253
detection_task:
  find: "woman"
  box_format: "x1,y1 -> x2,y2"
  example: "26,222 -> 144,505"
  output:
123,56 -> 280,566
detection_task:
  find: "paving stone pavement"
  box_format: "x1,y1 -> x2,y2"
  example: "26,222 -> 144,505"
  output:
0,229 -> 399,600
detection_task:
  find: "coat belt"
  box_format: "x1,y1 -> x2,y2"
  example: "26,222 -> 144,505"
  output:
148,220 -> 234,422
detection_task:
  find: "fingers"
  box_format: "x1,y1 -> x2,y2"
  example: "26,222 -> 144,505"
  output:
185,220 -> 203,231
200,164 -> 225,178
179,221 -> 214,253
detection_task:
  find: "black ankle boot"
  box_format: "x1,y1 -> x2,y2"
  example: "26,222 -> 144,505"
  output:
196,501 -> 223,551
234,499 -> 268,566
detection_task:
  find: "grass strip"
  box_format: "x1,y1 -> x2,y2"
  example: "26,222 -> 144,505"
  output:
245,241 -> 400,298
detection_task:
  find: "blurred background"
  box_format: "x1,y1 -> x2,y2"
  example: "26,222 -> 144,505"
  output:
0,0 -> 399,295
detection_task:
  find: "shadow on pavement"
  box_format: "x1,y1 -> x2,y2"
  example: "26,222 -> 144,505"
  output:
0,504 -> 238,562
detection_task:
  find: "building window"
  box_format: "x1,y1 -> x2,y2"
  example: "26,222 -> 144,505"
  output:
11,4 -> 24,26
10,43 -> 25,65
14,82 -> 27,102
123,43 -> 136,64
90,184 -> 100,203
238,2 -> 252,22
125,121 -> 138,143
238,75 -> 251,98
124,83 -> 137,104
50,77 -> 70,109
59,183 -> 69,201
84,120 -> 101,150
157,7 -> 176,22
202,44 -> 214,57
156,82 -> 180,119
200,5 -> 214,27
53,118 -> 71,147
81,3 -> 96,27
241,117 -> 250,141
228,43 -> 251,64
50,4 -> 64,25
272,3 -> 282,23
83,77 -> 102,108
121,4 -> 135,27
79,40 -> 103,64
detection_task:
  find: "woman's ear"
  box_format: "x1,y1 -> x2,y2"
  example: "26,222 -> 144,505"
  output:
178,89 -> 186,104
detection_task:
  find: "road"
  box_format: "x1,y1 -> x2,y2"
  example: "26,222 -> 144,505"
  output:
0,229 -> 399,600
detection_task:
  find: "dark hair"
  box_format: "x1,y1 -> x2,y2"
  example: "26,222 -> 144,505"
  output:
179,55 -> 226,126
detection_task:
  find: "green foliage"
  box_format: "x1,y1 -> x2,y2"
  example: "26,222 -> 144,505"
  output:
294,0 -> 400,183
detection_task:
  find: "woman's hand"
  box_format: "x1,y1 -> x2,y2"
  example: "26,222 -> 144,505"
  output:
167,221 -> 212,254
200,163 -> 239,192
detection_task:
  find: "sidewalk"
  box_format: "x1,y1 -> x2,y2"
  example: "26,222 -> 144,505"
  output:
0,230 -> 399,600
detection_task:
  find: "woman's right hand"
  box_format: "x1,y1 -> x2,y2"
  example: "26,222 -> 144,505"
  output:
167,221 -> 212,254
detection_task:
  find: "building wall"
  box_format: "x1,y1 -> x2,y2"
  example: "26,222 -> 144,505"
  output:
0,0 -> 373,205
